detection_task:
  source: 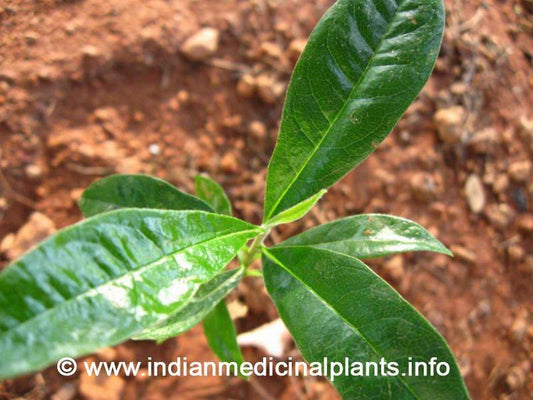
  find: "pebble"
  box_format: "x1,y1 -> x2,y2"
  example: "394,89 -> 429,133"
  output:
220,152 -> 238,173
509,314 -> 528,343
81,45 -> 101,58
70,188 -> 84,202
180,27 -> 219,61
492,174 -> 509,194
248,120 -> 267,139
95,347 -> 118,362
0,212 -> 56,260
434,106 -> 466,144
383,255 -> 405,281
148,143 -> 160,155
79,374 -> 125,400
508,160 -> 531,182
468,127 -> 498,154
410,173 -> 437,202
517,214 -> 533,232
236,74 -> 256,98
260,41 -> 283,59
506,365 -> 526,391
450,245 -> 476,265
507,245 -> 525,262
485,203 -> 515,229
51,383 -> 77,400
465,174 -> 485,214
255,73 -> 285,104
25,163 -> 42,179
24,31 -> 39,45
288,38 -> 307,58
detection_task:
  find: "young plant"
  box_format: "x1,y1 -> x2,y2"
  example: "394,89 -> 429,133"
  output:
0,0 -> 471,398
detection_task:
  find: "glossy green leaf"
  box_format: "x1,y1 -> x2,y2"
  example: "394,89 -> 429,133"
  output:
195,175 -> 232,216
134,267 -> 244,342
203,300 -> 245,375
279,214 -> 451,258
80,174 -> 213,217
264,190 -> 326,227
264,0 -> 445,222
0,210 -> 261,379
263,246 -> 470,400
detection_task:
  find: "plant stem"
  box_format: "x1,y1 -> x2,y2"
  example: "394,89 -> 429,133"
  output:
241,228 -> 270,268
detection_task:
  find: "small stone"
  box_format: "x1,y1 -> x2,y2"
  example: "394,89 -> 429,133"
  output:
148,143 -> 160,155
260,41 -> 283,59
485,204 -> 515,229
227,299 -> 248,320
177,90 -> 189,103
468,127 -> 498,154
24,31 -> 39,45
506,366 -> 526,391
82,45 -> 101,58
289,39 -> 307,58
517,214 -> 533,232
383,255 -> 405,281
510,314 -> 528,343
51,383 -> 77,400
132,110 -> 144,123
1,212 -> 56,260
255,73 -> 285,104
508,160 -> 531,182
507,245 -> 525,262
410,173 -> 437,202
80,374 -> 125,400
434,106 -> 466,144
220,152 -> 238,173
492,174 -> 509,194
519,116 -> 533,148
450,82 -> 468,95
95,347 -> 118,362
180,27 -> 220,61
450,245 -> 476,265
237,319 -> 291,358
0,234 -> 15,254
65,21 -> 78,35
70,188 -> 84,202
25,163 -> 42,179
93,107 -> 117,122
248,120 -> 267,139
465,174 -> 485,214
236,74 -> 256,98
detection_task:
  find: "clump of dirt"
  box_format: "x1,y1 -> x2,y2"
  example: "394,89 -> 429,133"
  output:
1,0 -> 532,399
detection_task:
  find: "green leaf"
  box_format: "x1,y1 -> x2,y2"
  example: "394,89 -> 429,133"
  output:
264,189 -> 326,227
264,0 -> 445,222
195,175 -> 232,216
203,300 -> 245,376
80,174 -> 213,217
279,214 -> 452,258
0,210 -> 261,379
263,246 -> 470,400
134,267 -> 244,342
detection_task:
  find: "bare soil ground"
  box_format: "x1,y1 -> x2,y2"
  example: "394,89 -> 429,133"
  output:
0,0 -> 532,399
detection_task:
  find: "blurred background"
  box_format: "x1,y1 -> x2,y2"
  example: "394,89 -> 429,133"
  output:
0,0 -> 532,399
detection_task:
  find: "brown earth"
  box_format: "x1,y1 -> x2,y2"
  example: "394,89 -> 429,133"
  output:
1,0 -> 532,399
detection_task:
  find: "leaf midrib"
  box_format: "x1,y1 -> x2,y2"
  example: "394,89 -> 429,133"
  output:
263,246 -> 420,400
0,229 -> 260,338
265,1 -> 403,221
